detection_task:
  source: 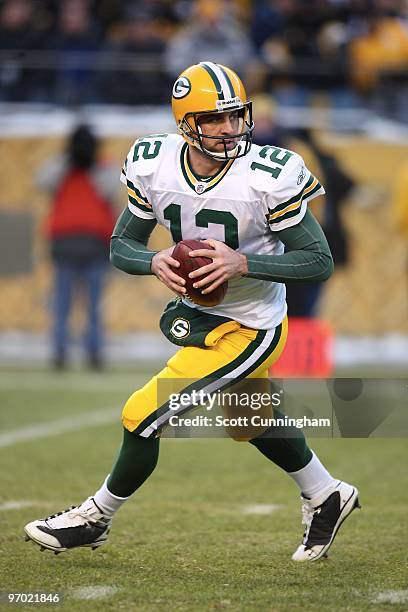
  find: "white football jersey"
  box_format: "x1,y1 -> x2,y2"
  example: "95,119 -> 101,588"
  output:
121,133 -> 324,330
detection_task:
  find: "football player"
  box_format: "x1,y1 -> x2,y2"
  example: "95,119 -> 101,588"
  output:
24,62 -> 360,562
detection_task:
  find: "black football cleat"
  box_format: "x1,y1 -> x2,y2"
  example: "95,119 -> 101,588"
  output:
24,497 -> 111,553
292,481 -> 360,562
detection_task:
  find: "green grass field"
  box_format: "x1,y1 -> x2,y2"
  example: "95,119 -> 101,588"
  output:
0,368 -> 407,611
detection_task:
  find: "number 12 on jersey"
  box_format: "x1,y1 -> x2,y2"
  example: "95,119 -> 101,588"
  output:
164,203 -> 239,250
250,146 -> 293,179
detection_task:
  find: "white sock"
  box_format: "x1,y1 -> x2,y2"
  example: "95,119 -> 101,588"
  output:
93,476 -> 130,517
288,452 -> 336,499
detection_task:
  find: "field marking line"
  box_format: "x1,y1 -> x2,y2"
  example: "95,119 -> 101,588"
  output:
0,373 -> 142,392
371,590 -> 408,604
71,586 -> 119,601
0,411 -> 209,450
0,501 -> 37,511
0,408 -> 118,449
242,504 -> 283,515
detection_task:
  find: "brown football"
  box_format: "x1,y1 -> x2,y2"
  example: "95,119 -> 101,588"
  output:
172,239 -> 228,307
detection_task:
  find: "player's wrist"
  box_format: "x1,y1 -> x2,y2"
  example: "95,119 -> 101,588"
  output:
150,252 -> 160,274
239,253 -> 248,276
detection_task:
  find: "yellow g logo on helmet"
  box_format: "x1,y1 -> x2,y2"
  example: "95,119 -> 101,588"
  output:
171,61 -> 254,160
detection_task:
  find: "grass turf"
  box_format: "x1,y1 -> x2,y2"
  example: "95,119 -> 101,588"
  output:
0,368 -> 407,611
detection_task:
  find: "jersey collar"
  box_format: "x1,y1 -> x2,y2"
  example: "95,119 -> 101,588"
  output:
180,142 -> 236,195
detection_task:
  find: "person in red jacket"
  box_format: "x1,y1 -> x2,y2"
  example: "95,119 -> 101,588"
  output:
37,124 -> 118,369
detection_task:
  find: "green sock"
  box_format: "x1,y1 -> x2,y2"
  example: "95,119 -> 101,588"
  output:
249,424 -> 312,473
107,428 -> 160,497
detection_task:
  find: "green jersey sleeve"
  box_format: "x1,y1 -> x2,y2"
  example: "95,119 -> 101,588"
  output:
110,207 -> 157,275
244,208 -> 333,283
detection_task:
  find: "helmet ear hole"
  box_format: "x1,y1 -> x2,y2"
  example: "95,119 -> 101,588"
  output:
178,117 -> 198,148
184,114 -> 197,132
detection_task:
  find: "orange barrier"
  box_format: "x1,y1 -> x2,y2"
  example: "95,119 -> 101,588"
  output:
270,317 -> 334,377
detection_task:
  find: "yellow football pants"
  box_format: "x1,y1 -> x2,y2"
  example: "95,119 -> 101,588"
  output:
122,317 -> 288,438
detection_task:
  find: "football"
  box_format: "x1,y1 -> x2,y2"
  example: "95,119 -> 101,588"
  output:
172,239 -> 228,307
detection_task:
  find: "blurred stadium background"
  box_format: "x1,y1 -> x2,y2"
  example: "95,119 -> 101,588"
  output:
0,0 -> 407,371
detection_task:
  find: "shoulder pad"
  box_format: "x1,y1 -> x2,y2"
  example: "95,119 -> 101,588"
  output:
125,133 -> 177,178
247,144 -> 305,195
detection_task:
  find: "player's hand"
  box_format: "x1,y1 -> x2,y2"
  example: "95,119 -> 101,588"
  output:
188,239 -> 248,294
151,247 -> 186,295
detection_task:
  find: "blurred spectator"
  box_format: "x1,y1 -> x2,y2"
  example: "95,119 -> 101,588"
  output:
93,0 -> 122,34
392,160 -> 408,241
251,0 -> 288,50
251,93 -> 286,148
138,0 -> 183,34
97,5 -> 167,105
284,129 -> 355,317
392,159 -> 408,308
164,0 -> 254,78
0,0 -> 407,116
349,9 -> 408,118
315,20 -> 357,108
0,0 -> 41,101
37,125 -> 118,369
257,0 -> 356,108
43,0 -> 103,104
